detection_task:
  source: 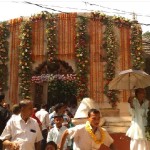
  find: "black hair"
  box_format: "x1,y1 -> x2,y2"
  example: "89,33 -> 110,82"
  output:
53,114 -> 63,119
12,104 -> 21,115
135,88 -> 145,97
41,103 -> 48,109
88,108 -> 100,117
0,94 -> 5,103
54,103 -> 64,113
45,141 -> 57,150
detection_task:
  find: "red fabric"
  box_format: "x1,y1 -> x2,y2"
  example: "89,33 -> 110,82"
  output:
31,113 -> 42,126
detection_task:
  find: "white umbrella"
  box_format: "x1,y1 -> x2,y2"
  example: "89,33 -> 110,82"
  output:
109,69 -> 150,90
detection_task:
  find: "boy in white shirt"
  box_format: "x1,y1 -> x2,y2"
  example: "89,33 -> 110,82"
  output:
47,114 -> 71,150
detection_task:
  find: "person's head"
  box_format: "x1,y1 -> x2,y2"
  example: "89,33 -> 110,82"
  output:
41,103 -> 48,110
0,94 -> 5,104
3,102 -> 10,110
135,88 -> 146,101
88,109 -> 100,128
45,141 -> 57,150
65,109 -> 73,118
12,104 -> 21,115
53,114 -> 64,128
54,103 -> 66,114
19,99 -> 33,120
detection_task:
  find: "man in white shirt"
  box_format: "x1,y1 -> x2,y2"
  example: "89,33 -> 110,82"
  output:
59,108 -> 116,150
0,99 -> 43,150
36,104 -> 50,149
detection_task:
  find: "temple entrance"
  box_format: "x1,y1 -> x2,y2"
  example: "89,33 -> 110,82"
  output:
32,59 -> 77,108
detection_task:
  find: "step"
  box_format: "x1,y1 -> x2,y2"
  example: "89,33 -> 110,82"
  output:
103,126 -> 129,133
104,116 -> 132,122
104,121 -> 131,127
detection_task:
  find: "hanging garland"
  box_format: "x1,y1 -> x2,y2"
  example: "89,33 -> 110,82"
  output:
30,11 -> 58,62
75,16 -> 89,101
113,16 -> 131,28
130,21 -> 144,70
19,20 -> 32,99
31,74 -> 76,84
102,18 -> 119,108
0,22 -> 10,92
85,121 -> 105,144
46,13 -> 58,62
91,12 -> 131,28
30,11 -> 49,21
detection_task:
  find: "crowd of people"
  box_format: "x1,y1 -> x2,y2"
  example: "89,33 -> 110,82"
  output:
0,88 -> 150,150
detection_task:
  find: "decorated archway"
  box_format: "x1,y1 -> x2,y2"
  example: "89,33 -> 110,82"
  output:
31,59 -> 77,107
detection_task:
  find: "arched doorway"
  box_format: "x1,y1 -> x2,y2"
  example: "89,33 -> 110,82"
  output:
32,59 -> 77,108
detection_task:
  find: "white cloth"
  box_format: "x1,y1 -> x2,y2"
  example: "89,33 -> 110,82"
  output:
36,109 -> 50,130
0,114 -> 43,150
68,124 -> 113,150
130,139 -> 150,150
74,98 -> 100,118
126,98 -> 149,139
47,125 -> 71,150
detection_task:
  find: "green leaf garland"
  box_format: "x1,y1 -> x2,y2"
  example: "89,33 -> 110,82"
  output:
75,16 -> 89,101
130,21 -> 144,70
102,19 -> 119,108
0,22 -> 10,91
46,13 -> 58,62
19,21 -> 32,99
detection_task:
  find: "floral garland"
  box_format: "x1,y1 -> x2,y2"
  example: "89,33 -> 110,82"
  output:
0,22 -> 9,92
102,19 -> 119,108
112,16 -> 131,28
91,12 -> 131,28
85,121 -> 105,144
146,110 -> 150,140
31,74 -> 76,84
75,16 -> 89,101
19,21 -> 32,99
46,13 -> 58,62
30,11 -> 49,21
130,21 -> 144,70
30,11 -> 58,62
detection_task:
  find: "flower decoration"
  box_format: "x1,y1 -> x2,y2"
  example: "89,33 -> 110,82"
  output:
46,13 -> 58,62
0,22 -> 10,91
29,11 -> 49,21
130,22 -> 144,70
91,12 -> 131,28
91,12 -> 109,23
19,21 -> 32,99
102,19 -> 119,108
146,108 -> 150,140
31,74 -> 76,84
75,16 -> 90,101
47,74 -> 77,105
112,16 -> 131,28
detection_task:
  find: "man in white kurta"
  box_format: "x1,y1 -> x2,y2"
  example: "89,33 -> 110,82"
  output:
126,88 -> 150,150
59,108 -> 116,150
67,124 -> 113,150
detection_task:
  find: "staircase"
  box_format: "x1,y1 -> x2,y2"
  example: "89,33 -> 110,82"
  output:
102,116 -> 132,133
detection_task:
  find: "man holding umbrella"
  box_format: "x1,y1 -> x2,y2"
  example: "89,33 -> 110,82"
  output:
126,88 -> 150,150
